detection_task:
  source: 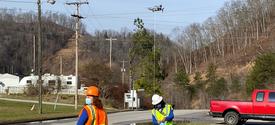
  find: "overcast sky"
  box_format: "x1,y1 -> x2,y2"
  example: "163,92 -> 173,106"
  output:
0,0 -> 228,37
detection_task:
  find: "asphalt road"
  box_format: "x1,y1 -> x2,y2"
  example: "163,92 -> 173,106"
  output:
12,110 -> 275,125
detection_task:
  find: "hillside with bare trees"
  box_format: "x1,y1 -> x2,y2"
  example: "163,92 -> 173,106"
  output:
0,9 -> 77,76
173,0 -> 274,74
167,0 -> 275,108
1,0 -> 275,108
33,0 -> 275,108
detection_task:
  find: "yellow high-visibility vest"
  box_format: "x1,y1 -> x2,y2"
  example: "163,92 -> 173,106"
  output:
152,104 -> 173,125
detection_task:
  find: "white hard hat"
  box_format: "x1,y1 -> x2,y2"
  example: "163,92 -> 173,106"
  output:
152,94 -> 163,105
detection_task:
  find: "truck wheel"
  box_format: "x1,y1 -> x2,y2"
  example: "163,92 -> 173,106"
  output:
224,111 -> 240,125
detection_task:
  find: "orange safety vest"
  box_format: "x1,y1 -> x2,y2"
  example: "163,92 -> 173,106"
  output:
78,105 -> 108,125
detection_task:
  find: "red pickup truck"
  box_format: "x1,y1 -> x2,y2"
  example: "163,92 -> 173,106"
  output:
209,89 -> 275,125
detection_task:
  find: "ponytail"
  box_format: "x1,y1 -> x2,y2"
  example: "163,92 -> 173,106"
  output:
93,96 -> 103,109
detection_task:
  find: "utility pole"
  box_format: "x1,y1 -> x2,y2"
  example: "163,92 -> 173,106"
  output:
106,37 -> 117,69
37,0 -> 56,114
66,1 -> 88,110
129,70 -> 134,110
37,0 -> 43,114
59,56 -> 63,75
33,35 -> 36,73
120,60 -> 127,84
174,53 -> 177,73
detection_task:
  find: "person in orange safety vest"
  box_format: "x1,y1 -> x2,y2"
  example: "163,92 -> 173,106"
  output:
77,86 -> 108,125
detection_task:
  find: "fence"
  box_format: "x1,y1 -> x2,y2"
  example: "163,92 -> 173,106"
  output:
56,89 -> 85,95
0,86 -> 3,93
0,86 -> 24,94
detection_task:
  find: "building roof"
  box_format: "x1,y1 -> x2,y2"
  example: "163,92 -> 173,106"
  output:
0,73 -> 19,79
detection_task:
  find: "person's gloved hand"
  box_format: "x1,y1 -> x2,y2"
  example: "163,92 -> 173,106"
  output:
159,123 -> 165,125
158,117 -> 165,125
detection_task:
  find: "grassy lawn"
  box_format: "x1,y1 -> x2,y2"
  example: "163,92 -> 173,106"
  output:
0,100 -> 80,123
0,98 -> 119,124
0,94 -> 116,109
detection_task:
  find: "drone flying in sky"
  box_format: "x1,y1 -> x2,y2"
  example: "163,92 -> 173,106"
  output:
148,5 -> 164,12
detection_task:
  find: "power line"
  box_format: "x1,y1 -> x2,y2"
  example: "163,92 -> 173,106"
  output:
85,10 -> 217,18
84,15 -> 192,25
87,4 -> 103,29
0,0 -> 53,4
86,6 -> 220,17
0,0 -> 35,3
79,3 -> 101,30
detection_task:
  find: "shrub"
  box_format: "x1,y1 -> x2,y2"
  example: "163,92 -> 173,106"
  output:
207,77 -> 228,99
24,83 -> 38,96
230,74 -> 242,93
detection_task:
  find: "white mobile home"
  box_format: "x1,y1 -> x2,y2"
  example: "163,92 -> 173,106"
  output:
43,74 -> 59,87
0,73 -> 20,88
19,74 -> 76,88
59,75 -> 76,89
19,74 -> 58,87
18,75 -> 38,87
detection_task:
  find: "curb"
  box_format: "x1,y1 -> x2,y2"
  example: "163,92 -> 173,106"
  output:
0,115 -> 78,125
0,109 -> 133,125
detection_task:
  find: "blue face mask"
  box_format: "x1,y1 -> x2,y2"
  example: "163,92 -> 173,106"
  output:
85,97 -> 93,105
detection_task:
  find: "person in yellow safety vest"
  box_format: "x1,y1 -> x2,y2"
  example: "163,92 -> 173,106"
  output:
77,86 -> 108,125
151,94 -> 174,125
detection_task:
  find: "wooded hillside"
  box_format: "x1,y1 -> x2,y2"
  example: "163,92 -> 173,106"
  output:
174,0 -> 275,74
0,9 -> 76,75
1,0 -> 275,108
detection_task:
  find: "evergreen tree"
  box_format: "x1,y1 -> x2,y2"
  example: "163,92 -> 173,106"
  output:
174,69 -> 197,100
194,72 -> 204,89
206,63 -> 217,84
206,63 -> 228,98
246,53 -> 275,94
230,74 -> 241,93
207,77 -> 228,99
174,69 -> 190,87
130,18 -> 163,95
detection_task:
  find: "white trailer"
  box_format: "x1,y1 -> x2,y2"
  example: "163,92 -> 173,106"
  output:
0,73 -> 20,88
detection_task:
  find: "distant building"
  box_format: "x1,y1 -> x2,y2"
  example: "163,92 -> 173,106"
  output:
18,75 -> 38,87
0,73 -> 20,89
59,75 -> 76,89
0,73 -> 79,94
18,74 -> 76,88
